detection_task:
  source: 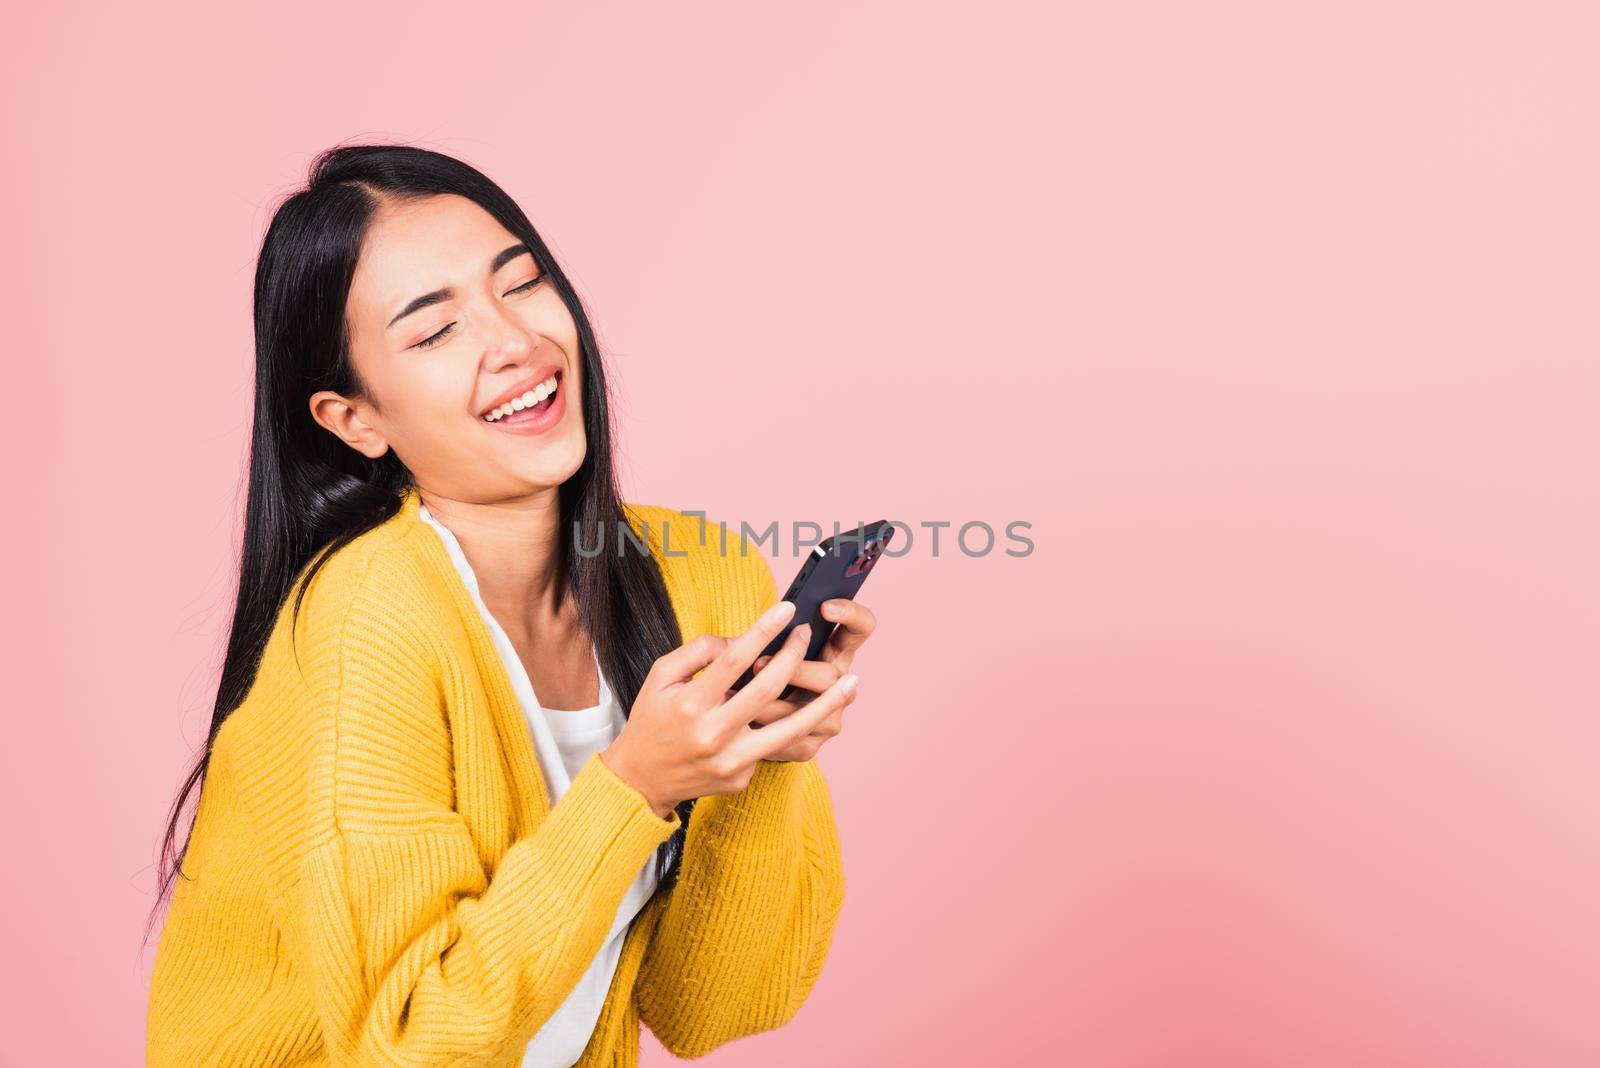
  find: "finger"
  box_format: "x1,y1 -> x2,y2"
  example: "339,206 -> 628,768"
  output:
819,599 -> 876,664
732,672 -> 857,763
691,600 -> 796,697
716,623 -> 811,727
651,632 -> 729,686
766,713 -> 845,759
748,695 -> 805,726
741,674 -> 855,762
764,736 -> 823,763
764,698 -> 847,757
746,662 -> 857,725
778,658 -> 844,696
767,701 -> 845,739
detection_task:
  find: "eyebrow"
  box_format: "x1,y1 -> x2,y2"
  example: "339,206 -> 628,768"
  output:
386,243 -> 534,329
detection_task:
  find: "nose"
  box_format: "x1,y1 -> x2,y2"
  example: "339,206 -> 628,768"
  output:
479,306 -> 540,371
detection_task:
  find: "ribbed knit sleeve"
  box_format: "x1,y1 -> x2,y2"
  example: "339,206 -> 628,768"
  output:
632,522 -> 847,1058
261,552 -> 682,1066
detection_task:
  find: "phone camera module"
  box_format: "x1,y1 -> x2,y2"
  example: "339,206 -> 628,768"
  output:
845,531 -> 887,577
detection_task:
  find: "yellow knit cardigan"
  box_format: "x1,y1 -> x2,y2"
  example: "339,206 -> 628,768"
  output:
147,487 -> 845,1066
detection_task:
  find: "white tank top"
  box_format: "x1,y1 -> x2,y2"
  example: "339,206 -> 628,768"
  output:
417,503 -> 661,1068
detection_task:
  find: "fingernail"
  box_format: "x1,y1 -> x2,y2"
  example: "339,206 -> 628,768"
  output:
762,601 -> 795,627
792,624 -> 812,644
821,601 -> 842,618
839,673 -> 858,694
754,656 -> 771,671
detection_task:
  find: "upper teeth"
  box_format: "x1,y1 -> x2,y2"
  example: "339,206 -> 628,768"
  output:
484,376 -> 558,421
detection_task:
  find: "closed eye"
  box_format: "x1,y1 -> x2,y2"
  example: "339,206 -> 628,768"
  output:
411,274 -> 546,350
413,323 -> 455,350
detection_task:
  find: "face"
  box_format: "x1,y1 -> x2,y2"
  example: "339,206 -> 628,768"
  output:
311,193 -> 586,504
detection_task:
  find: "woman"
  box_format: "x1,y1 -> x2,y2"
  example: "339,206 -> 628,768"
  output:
145,144 -> 868,1067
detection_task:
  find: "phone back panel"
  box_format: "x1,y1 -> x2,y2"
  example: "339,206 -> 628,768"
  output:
731,520 -> 893,690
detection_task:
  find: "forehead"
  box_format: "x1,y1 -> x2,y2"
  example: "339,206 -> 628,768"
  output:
348,193 -> 521,317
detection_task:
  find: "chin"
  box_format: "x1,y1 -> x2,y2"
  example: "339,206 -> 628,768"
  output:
533,432 -> 588,489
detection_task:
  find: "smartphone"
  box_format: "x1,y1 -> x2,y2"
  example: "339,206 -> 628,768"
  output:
730,520 -> 895,691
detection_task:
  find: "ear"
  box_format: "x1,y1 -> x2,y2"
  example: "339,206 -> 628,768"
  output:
308,390 -> 391,459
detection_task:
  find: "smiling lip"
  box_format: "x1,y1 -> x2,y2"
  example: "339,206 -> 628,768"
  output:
477,365 -> 564,418
479,370 -> 567,437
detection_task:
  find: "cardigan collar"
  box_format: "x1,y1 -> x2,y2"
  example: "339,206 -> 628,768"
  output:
387,482 -> 691,835
397,483 -> 424,524
393,483 -> 559,831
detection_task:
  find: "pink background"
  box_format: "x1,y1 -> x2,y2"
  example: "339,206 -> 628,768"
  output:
4,1 -> 1598,1064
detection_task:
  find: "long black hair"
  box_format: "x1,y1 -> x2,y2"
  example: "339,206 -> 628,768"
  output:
146,144 -> 691,944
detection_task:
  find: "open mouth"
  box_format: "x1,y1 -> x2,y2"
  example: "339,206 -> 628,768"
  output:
481,371 -> 561,424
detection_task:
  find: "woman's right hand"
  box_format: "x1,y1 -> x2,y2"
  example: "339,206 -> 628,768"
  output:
599,600 -> 858,817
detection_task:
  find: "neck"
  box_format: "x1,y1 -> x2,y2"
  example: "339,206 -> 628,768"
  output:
417,485 -> 569,629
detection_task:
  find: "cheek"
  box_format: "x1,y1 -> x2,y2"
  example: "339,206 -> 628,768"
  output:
529,295 -> 583,366
383,360 -> 473,443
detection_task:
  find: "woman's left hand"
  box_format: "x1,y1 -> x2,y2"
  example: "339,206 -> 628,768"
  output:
737,598 -> 877,762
